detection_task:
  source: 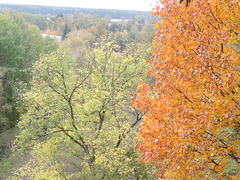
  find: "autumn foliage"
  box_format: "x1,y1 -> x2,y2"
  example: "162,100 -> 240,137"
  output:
133,0 -> 240,179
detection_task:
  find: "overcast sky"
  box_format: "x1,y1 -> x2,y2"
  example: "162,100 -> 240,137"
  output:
0,0 -> 158,11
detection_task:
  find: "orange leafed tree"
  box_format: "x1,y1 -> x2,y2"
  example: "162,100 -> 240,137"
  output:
133,0 -> 240,179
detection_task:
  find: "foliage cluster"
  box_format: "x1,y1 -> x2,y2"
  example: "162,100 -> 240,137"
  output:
133,0 -> 240,179
11,38 -> 156,179
0,12 -> 56,132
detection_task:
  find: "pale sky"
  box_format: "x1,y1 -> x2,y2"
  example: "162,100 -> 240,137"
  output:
0,0 -> 158,11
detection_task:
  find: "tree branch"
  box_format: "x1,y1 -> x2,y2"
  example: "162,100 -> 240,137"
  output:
115,109 -> 144,148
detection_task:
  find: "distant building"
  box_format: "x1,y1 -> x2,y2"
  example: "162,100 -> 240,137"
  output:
41,34 -> 61,42
111,19 -> 129,23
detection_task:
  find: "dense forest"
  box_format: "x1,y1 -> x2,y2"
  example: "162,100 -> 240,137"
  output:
0,0 -> 240,179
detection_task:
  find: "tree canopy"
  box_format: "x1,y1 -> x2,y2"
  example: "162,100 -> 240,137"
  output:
133,0 -> 240,179
0,12 -> 57,132
0,13 -> 37,130
12,39 -> 156,179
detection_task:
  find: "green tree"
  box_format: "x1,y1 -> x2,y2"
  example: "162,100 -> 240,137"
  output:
62,24 -> 71,40
63,29 -> 95,49
104,15 -> 112,23
12,39 -> 156,179
0,13 -> 35,131
0,13 -> 57,132
109,23 -> 121,33
95,18 -> 108,38
34,14 -> 47,30
55,17 -> 65,36
140,17 -> 155,43
76,13 -> 100,30
29,25 -> 58,57
21,13 -> 47,31
112,30 -> 128,51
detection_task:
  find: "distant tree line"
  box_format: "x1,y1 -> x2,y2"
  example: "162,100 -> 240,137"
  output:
0,4 -> 150,19
11,10 -> 156,46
